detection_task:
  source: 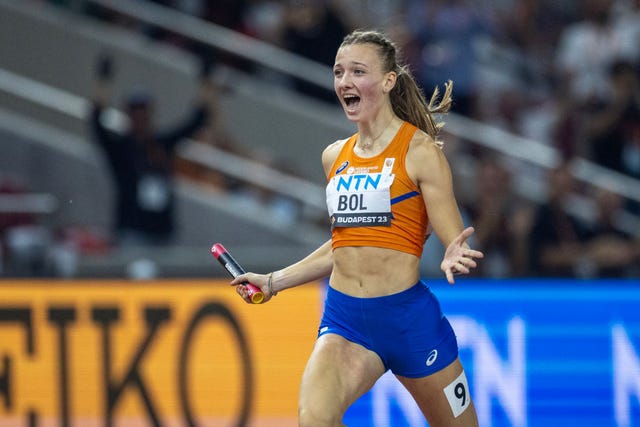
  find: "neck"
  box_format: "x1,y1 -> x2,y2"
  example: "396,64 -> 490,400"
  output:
357,115 -> 397,151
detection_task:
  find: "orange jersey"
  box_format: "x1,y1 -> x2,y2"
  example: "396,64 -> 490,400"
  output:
326,121 -> 428,257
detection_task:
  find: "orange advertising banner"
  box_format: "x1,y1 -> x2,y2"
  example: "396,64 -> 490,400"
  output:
0,279 -> 324,427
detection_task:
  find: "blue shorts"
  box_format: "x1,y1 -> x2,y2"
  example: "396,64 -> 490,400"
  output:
318,280 -> 458,378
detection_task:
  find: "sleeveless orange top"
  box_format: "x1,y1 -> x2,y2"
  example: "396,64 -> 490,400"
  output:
326,122 -> 428,257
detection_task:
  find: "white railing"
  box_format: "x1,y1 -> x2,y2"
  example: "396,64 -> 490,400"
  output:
0,194 -> 58,214
176,143 -> 325,210
446,114 -> 640,203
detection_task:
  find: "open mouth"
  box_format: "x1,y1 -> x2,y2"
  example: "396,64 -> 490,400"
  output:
343,94 -> 361,109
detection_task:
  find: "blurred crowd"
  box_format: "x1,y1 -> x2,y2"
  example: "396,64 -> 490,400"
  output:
3,0 -> 639,279
82,0 -> 640,182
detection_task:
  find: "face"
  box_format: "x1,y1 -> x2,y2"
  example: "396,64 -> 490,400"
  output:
333,43 -> 395,122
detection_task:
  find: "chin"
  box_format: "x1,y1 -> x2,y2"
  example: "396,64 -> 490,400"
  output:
343,109 -> 361,122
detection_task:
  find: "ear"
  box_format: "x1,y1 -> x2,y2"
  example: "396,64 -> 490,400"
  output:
382,71 -> 397,93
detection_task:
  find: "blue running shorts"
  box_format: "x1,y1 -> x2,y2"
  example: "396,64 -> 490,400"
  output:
318,280 -> 458,378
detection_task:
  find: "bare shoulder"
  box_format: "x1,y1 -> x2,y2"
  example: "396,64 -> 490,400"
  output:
406,129 -> 450,184
322,137 -> 349,176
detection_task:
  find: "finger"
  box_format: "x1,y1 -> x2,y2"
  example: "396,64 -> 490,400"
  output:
462,226 -> 475,239
454,227 -> 475,244
454,263 -> 470,275
230,273 -> 250,286
466,249 -> 484,259
235,285 -> 252,303
236,285 -> 246,297
445,268 -> 455,284
460,258 -> 478,269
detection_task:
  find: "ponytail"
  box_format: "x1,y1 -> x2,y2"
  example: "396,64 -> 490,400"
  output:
391,68 -> 452,147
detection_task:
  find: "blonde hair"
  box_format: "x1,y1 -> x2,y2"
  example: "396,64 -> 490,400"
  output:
339,29 -> 453,147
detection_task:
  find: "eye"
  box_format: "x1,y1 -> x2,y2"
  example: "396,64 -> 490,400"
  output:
333,69 -> 343,78
354,69 -> 365,75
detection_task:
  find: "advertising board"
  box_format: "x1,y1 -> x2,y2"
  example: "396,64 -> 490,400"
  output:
0,279 -> 639,426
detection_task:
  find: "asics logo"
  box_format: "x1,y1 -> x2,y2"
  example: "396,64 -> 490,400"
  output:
426,349 -> 438,366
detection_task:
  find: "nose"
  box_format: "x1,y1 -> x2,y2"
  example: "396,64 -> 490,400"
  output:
336,73 -> 352,90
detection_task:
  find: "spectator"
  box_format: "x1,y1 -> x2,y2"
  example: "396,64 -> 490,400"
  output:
584,187 -> 640,277
528,162 -> 593,277
611,0 -> 640,64
619,108 -> 640,214
585,60 -> 640,170
527,161 -> 640,278
199,0 -> 255,71
201,0 -> 250,33
404,0 -> 494,117
497,0 -> 569,68
89,53 -> 214,247
619,107 -> 640,180
0,177 -> 43,276
243,0 -> 287,44
554,0 -> 627,105
280,0 -> 351,102
462,156 -> 530,278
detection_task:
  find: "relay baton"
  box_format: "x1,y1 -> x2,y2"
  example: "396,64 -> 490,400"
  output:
210,243 -> 264,304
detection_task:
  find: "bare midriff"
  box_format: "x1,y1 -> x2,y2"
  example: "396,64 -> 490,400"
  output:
330,246 -> 421,298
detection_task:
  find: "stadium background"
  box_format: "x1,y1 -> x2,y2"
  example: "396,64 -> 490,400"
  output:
1,1 -> 639,426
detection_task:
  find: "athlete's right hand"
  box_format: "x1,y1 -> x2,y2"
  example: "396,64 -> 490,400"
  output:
230,272 -> 275,304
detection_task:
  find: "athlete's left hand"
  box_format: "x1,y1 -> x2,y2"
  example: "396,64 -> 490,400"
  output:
441,227 -> 484,284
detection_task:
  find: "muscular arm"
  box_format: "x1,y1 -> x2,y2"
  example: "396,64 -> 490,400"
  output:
230,239 -> 333,303
406,134 -> 483,283
407,136 -> 464,247
270,239 -> 334,292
